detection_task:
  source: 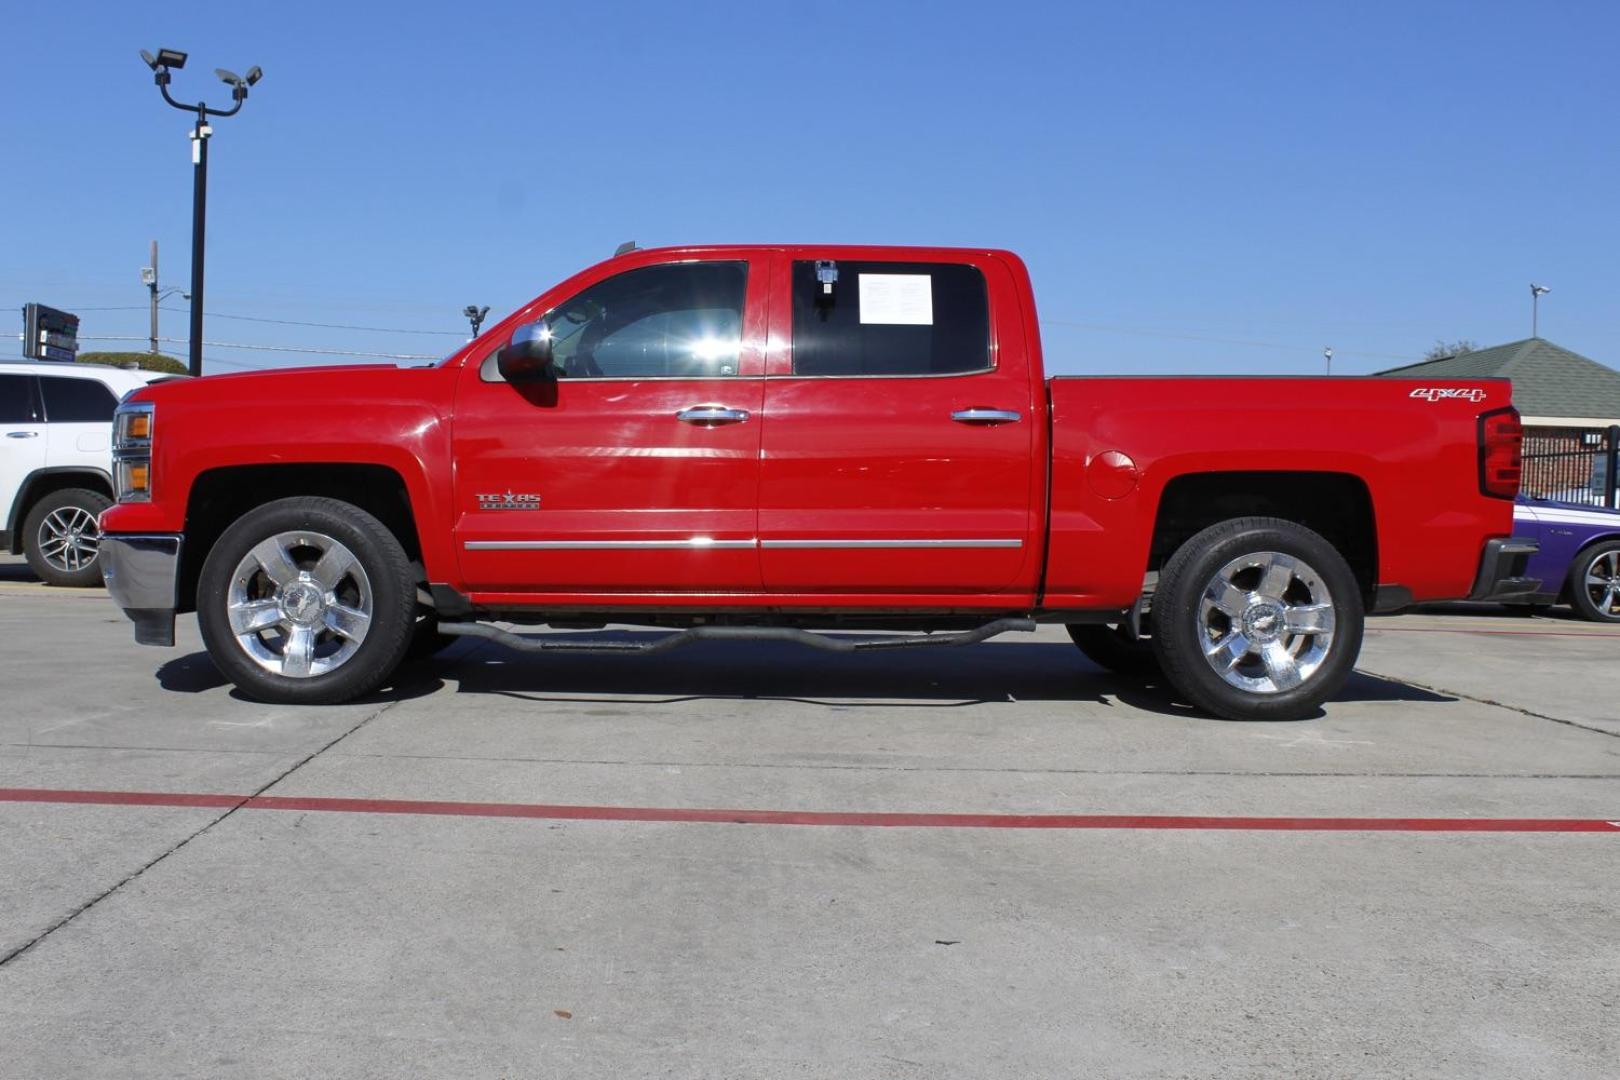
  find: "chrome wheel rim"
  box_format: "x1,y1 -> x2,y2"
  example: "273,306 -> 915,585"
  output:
226,531 -> 373,678
38,506 -> 101,573
1581,548 -> 1620,618
1197,551 -> 1336,695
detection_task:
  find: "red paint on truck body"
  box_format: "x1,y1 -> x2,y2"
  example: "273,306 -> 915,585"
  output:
102,244 -> 1513,617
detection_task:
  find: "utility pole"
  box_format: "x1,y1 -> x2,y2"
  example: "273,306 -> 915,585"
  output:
1530,283 -> 1550,338
142,241 -> 160,353
141,240 -> 188,354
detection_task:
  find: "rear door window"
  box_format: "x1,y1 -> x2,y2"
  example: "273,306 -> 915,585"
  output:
40,376 -> 118,423
790,260 -> 991,377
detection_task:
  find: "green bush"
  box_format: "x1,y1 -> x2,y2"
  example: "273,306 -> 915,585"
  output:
76,352 -> 188,375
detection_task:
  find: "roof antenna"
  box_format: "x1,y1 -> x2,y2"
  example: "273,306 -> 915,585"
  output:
614,241 -> 638,257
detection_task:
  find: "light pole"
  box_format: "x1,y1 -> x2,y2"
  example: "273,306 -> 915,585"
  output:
1530,283 -> 1550,338
1323,346 -> 1333,376
464,305 -> 491,340
141,48 -> 262,377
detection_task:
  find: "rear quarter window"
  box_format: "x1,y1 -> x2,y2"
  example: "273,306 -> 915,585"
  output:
790,260 -> 990,377
40,376 -> 118,423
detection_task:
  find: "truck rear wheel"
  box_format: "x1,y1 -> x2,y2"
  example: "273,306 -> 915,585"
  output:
196,497 -> 417,704
1151,517 -> 1363,721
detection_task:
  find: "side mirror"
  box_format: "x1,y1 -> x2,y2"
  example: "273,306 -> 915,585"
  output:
497,321 -> 555,382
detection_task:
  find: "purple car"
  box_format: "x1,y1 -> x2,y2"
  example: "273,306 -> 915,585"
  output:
1512,494 -> 1620,621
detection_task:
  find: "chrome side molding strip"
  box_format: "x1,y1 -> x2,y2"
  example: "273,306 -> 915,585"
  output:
465,539 -> 757,551
761,538 -> 1022,549
464,538 -> 1024,551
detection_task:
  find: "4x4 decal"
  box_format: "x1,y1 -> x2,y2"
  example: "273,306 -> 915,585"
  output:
1409,387 -> 1487,403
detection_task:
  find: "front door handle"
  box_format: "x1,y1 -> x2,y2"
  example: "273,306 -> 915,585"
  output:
951,408 -> 1021,425
677,406 -> 750,425
5,431 -> 39,439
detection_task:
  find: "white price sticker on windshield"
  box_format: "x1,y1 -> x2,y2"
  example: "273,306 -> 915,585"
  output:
858,274 -> 933,325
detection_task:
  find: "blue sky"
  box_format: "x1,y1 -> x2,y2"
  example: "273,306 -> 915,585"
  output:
1,0 -> 1616,375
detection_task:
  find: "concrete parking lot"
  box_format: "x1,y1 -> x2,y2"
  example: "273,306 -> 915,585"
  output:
1,553 -> 1616,1079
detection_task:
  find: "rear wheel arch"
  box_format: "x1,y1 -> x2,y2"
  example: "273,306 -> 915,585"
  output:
1148,471 -> 1378,604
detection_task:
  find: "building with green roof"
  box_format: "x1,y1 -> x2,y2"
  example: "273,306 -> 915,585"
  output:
1377,338 -> 1620,427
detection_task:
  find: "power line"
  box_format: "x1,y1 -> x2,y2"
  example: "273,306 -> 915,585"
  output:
8,300 -> 468,337
1038,318 -> 1412,362
155,305 -> 466,336
79,335 -> 440,361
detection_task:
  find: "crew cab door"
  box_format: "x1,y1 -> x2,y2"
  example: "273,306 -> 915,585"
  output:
0,374 -> 46,537
757,253 -> 1042,596
452,255 -> 767,595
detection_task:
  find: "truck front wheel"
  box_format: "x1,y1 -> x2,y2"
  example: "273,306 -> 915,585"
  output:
196,497 -> 417,704
1151,517 -> 1363,721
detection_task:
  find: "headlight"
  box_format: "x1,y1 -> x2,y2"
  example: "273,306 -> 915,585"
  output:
112,402 -> 155,502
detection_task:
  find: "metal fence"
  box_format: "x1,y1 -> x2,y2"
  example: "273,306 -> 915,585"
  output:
1520,425 -> 1620,508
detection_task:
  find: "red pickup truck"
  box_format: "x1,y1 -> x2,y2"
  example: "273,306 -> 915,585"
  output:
99,245 -> 1534,720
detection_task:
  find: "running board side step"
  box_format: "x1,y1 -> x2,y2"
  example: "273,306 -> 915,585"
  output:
437,618 -> 1038,655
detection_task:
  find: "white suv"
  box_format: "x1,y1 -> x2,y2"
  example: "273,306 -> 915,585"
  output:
1,361 -> 180,586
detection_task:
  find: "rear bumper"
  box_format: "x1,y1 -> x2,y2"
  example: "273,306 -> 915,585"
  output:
101,533 -> 183,646
1467,538 -> 1541,602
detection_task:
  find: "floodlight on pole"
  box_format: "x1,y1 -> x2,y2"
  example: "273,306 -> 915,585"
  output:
139,46 -> 262,377
464,305 -> 491,340
1530,283 -> 1550,338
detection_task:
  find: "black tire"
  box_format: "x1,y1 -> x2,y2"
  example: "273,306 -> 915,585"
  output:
1567,540 -> 1620,623
23,487 -> 113,587
1066,622 -> 1159,677
196,497 -> 417,704
1150,517 -> 1364,721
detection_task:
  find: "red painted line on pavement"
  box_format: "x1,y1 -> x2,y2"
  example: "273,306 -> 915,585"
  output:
1,788 -> 1615,833
1368,626 -> 1620,639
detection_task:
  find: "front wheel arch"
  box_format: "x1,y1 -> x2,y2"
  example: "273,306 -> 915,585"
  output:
180,463 -> 426,614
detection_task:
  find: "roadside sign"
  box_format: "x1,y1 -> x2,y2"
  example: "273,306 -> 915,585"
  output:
22,303 -> 79,361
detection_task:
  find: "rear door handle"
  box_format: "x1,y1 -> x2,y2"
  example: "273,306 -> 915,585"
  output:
950,409 -> 1021,424
677,406 -> 750,425
5,431 -> 39,439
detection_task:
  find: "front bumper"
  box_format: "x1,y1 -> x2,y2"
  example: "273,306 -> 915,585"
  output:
101,533 -> 183,646
1467,537 -> 1541,602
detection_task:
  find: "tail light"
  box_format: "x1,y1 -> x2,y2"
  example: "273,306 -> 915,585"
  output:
1478,407 -> 1523,499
